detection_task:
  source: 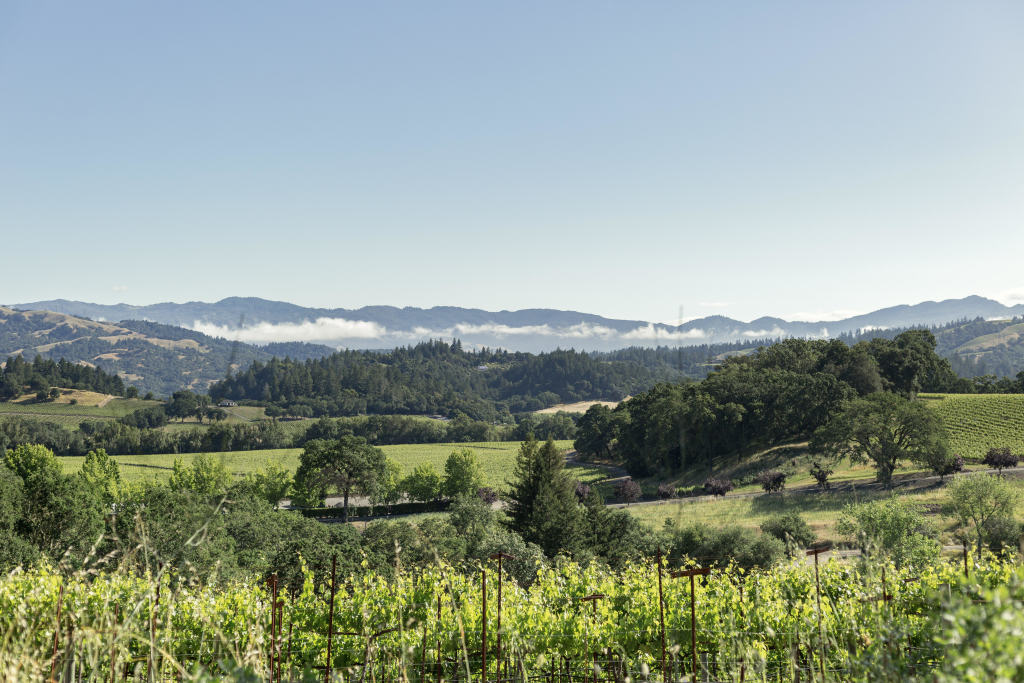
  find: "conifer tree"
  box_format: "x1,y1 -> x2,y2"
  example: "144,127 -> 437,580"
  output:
507,437 -> 585,557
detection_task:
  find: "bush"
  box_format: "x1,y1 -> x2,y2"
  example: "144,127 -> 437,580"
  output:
615,478 -> 642,504
575,481 -> 592,502
983,447 -> 1019,474
702,478 -> 734,497
477,486 -> 499,504
837,498 -> 939,568
982,516 -> 1022,555
936,453 -> 965,480
809,461 -> 833,490
657,483 -> 676,499
662,522 -> 785,570
757,470 -> 786,494
760,513 -> 815,555
401,463 -> 442,502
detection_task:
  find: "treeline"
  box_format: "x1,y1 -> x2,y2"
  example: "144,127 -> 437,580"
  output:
576,331 -> 965,476
0,355 -> 125,400
0,418 -> 293,457
0,410 -> 580,457
209,340 -> 654,420
298,412 -> 576,446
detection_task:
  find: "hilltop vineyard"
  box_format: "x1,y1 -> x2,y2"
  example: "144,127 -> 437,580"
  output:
921,393 -> 1024,460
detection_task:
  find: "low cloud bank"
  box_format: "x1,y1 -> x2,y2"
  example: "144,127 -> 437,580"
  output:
191,317 -> 387,343
741,326 -> 788,338
187,318 -> 753,346
449,322 -> 620,339
621,324 -> 706,341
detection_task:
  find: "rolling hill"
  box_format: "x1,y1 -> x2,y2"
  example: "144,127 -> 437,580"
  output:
4,297 -> 1024,399
0,307 -> 335,397
15,295 -> 1024,353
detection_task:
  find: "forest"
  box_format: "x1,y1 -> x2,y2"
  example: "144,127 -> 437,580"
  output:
574,330 -> 1017,477
0,355 -> 126,400
209,340 -> 661,419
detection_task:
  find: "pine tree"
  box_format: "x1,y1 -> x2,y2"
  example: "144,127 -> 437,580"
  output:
506,437 -> 585,557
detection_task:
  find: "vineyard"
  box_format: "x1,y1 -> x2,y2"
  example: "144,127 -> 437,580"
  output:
3,554 -> 1023,682
921,393 -> 1024,460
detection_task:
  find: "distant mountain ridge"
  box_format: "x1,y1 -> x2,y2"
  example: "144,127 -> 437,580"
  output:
14,295 -> 1024,353
4,297 -> 1024,396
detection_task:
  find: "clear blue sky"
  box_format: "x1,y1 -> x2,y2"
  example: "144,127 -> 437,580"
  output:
2,1 -> 1023,322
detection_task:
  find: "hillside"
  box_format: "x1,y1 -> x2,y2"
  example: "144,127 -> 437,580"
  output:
935,318 -> 1024,376
5,304 -> 1024,401
209,341 -> 661,420
0,307 -> 335,396
921,393 -> 1024,460
16,295 -> 1024,353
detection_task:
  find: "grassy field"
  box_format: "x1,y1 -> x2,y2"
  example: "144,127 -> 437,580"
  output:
535,400 -> 620,414
625,476 -> 1024,545
921,392 -> 1024,460
642,440 -> 957,498
625,484 -> 944,541
57,440 -> 603,491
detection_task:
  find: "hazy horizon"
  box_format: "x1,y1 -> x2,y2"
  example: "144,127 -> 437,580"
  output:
11,290 -> 1024,328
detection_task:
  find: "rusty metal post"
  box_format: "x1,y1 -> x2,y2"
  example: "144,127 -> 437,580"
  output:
882,565 -> 891,608
269,573 -> 278,683
150,578 -> 161,683
578,594 -> 605,683
437,594 -> 443,683
689,574 -> 696,683
738,581 -> 745,683
481,567 -> 487,683
489,553 -> 515,683
421,624 -> 428,683
670,567 -> 709,683
496,556 -> 502,683
805,546 -> 830,683
497,556 -> 502,683
287,619 -> 294,680
325,555 -> 338,683
657,549 -> 666,683
436,593 -> 444,683
110,603 -> 120,683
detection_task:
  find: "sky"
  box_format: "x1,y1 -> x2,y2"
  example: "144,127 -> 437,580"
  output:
2,1 -> 1023,324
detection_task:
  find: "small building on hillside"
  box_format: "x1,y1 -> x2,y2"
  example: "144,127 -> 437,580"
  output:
218,399 -> 238,407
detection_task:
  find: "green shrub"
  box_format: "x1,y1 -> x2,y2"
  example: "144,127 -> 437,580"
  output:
760,513 -> 815,555
837,498 -> 940,568
662,521 -> 785,570
982,516 -> 1022,555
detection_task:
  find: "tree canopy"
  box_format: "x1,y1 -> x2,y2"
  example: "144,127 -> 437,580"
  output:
293,436 -> 388,521
810,392 -> 949,486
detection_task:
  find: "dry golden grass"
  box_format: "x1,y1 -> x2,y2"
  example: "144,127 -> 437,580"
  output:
535,399 -> 623,414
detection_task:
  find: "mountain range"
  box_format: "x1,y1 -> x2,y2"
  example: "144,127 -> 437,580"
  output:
4,295 -> 1024,396
14,295 -> 1024,353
